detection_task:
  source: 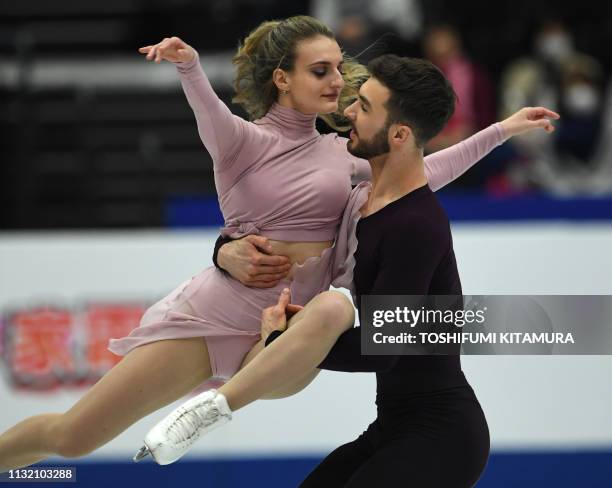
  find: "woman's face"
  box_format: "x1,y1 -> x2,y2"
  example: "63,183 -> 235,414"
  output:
279,35 -> 345,115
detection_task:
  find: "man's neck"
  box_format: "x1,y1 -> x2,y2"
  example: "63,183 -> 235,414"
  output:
363,149 -> 428,217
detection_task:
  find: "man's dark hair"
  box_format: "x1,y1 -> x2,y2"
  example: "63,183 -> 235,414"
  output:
367,54 -> 456,147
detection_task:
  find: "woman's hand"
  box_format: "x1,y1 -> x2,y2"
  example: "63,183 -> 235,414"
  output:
138,36 -> 196,64
218,236 -> 291,288
500,107 -> 560,138
261,289 -> 304,342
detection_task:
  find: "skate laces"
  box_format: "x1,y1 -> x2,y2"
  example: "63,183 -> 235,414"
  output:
166,397 -> 224,445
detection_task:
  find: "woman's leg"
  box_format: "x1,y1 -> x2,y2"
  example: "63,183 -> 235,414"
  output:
238,330 -> 320,400
0,337 -> 213,470
258,369 -> 321,400
218,290 -> 355,411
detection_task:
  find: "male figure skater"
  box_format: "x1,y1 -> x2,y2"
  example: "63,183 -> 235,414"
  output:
276,54 -> 488,487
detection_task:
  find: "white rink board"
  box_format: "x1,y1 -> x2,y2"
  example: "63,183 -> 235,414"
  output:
1,223 -> 611,458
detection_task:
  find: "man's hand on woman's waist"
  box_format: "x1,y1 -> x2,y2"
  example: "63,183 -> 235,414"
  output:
216,235 -> 291,288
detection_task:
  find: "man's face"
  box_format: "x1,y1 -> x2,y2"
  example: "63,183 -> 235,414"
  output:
343,78 -> 391,160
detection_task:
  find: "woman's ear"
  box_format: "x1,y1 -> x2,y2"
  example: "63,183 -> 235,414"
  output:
273,68 -> 290,93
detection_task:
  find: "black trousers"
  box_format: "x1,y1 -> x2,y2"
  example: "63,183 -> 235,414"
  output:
300,386 -> 489,488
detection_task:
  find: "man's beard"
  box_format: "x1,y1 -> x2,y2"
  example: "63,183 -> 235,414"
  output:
347,125 -> 390,160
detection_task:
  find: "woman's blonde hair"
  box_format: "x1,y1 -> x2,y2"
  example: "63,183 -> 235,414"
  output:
232,15 -> 369,131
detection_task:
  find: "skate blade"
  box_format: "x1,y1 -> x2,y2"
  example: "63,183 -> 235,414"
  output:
133,445 -> 151,462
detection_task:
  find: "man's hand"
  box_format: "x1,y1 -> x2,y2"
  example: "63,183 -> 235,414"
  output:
138,36 -> 196,64
500,107 -> 560,138
218,235 -> 291,288
261,289 -> 304,342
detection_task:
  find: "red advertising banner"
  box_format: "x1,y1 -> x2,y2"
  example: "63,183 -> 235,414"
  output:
2,302 -> 146,391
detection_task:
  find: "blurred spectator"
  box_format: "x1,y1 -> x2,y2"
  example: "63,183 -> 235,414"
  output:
423,24 -> 495,153
499,20 -> 611,195
311,0 -> 423,59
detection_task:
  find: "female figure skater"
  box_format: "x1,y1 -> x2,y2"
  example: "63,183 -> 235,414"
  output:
0,16 -> 544,471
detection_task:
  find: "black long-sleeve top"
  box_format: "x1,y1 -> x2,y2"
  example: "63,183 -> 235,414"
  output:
318,185 -> 468,413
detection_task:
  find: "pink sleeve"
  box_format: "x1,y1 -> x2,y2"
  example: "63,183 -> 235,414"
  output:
175,52 -> 255,171
332,135 -> 373,184
351,156 -> 372,184
424,123 -> 508,191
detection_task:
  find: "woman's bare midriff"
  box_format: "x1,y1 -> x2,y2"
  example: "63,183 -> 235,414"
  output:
268,239 -> 334,280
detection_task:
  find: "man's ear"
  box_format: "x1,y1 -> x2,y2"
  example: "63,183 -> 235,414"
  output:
273,68 -> 290,93
390,123 -> 412,146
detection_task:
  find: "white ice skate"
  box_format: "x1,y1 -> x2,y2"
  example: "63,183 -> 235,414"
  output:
133,389 -> 232,465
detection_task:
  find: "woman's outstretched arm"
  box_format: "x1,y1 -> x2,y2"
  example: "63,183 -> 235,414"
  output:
424,106 -> 559,191
140,37 -> 263,171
